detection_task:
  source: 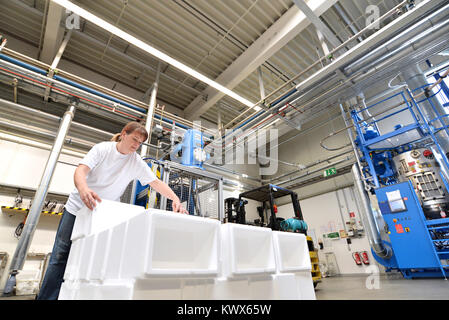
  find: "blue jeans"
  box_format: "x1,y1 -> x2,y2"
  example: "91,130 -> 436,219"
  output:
37,208 -> 75,300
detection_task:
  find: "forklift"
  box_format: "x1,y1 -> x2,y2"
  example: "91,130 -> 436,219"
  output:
225,184 -> 322,288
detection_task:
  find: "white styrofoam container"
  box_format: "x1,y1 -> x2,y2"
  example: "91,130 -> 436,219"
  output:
70,199 -> 145,241
70,206 -> 92,241
120,210 -> 221,279
181,279 -> 215,300
58,280 -> 80,300
272,273 -> 301,300
272,231 -> 311,273
87,229 -> 112,281
220,223 -> 276,278
64,238 -> 85,281
102,221 -> 128,280
211,277 -> 250,300
248,275 -> 277,300
79,280 -> 135,300
132,278 -> 183,300
77,234 -> 98,280
294,271 -> 316,300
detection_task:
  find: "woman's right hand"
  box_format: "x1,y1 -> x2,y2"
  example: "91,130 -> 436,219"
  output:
79,187 -> 102,210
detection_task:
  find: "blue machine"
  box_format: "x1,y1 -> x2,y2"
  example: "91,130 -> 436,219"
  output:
351,85 -> 449,278
170,129 -> 210,170
374,181 -> 449,278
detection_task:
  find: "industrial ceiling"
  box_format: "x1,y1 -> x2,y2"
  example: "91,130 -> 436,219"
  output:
0,0 -> 406,128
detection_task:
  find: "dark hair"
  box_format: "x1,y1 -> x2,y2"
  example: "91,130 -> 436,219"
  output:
111,121 -> 149,142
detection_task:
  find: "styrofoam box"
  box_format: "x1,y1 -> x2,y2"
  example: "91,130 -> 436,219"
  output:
272,231 -> 312,273
71,199 -> 145,241
181,279 -> 215,300
120,210 -> 221,279
248,275 -> 277,300
272,273 -> 301,300
294,271 -> 316,300
102,221 -> 128,280
64,238 -> 85,281
58,280 -> 80,300
132,278 -> 183,300
80,280 -> 135,300
86,228 -> 112,281
77,234 -> 98,281
220,223 -> 276,278
211,277 -> 250,300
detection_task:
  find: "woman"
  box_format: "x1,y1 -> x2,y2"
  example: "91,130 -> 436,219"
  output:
37,121 -> 187,300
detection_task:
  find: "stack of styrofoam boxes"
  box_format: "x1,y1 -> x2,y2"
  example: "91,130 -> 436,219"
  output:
59,199 -> 315,300
59,199 -> 147,300
215,223 -> 277,300
272,231 -> 316,300
59,199 -> 221,300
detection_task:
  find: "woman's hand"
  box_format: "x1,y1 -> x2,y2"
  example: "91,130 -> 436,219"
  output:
172,197 -> 188,214
79,187 -> 102,210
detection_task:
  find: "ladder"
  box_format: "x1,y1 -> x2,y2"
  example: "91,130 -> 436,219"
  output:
426,218 -> 449,280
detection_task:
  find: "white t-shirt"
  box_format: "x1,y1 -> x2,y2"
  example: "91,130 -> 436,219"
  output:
65,141 -> 157,215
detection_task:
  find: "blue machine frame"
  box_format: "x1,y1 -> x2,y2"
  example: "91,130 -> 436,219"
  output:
351,81 -> 449,278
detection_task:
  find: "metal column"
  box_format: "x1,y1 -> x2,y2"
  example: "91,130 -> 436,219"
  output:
352,164 -> 392,259
340,103 -> 391,259
402,63 -> 449,152
3,104 -> 76,295
160,163 -> 170,211
129,62 -> 161,205
141,61 -> 161,158
218,178 -> 224,222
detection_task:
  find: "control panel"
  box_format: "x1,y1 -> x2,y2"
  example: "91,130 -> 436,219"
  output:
375,181 -> 440,269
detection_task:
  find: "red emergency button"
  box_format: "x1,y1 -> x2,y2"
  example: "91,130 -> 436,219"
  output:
423,150 -> 433,158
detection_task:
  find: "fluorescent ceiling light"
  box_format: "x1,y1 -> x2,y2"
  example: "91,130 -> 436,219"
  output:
53,0 -> 258,110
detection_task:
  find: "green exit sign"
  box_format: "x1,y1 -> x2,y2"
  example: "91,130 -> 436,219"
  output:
323,167 -> 337,177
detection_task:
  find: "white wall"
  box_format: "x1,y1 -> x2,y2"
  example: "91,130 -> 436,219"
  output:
0,138 -> 82,289
277,187 -> 385,275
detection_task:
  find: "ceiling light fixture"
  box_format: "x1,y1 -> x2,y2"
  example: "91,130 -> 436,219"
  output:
52,0 -> 259,111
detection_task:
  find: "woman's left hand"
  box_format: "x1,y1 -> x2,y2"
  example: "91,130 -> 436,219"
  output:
172,197 -> 188,214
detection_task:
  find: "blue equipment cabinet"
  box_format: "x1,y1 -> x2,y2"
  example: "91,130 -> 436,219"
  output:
375,182 -> 445,277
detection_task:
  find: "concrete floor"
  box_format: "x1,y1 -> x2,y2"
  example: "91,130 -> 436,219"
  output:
1,275 -> 449,300
315,274 -> 449,300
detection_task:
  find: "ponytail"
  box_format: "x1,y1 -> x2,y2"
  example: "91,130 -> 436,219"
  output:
111,133 -> 121,142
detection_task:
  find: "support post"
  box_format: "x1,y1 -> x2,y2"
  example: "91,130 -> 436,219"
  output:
3,103 -> 76,296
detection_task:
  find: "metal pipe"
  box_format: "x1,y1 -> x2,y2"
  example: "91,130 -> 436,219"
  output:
202,162 -> 261,183
218,178 -> 224,222
339,103 -> 371,191
334,3 -> 363,43
351,164 -> 392,259
267,147 -> 352,183
0,50 -> 213,136
224,0 -> 408,131
3,103 -> 76,295
141,62 -> 161,158
260,0 -> 445,135
276,156 -> 354,186
401,63 -> 449,152
343,1 -> 449,75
